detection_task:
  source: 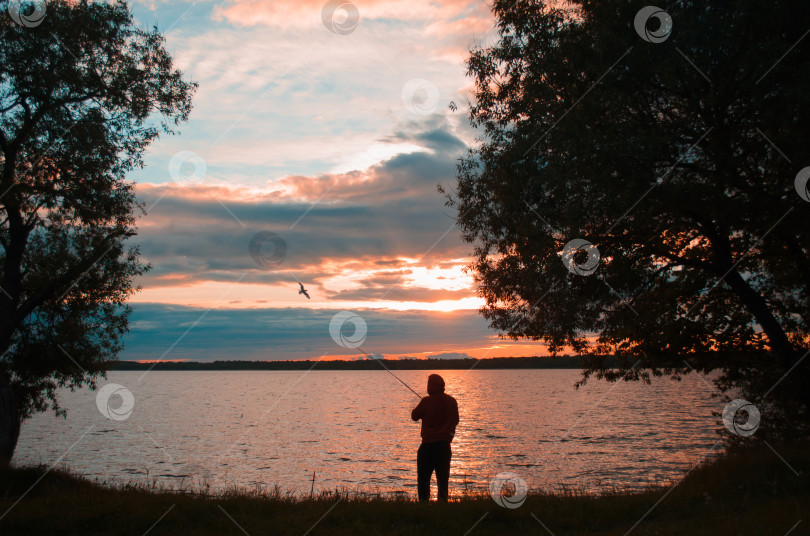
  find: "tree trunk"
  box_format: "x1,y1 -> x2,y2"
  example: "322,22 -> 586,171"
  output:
0,379 -> 21,466
702,218 -> 807,395
722,269 -> 810,404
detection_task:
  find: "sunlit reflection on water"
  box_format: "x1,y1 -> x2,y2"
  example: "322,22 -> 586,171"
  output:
17,369 -> 721,496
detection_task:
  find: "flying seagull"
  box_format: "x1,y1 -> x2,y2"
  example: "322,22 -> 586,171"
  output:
298,282 -> 311,299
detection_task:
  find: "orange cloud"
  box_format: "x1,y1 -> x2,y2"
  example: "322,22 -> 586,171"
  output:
214,0 -> 478,28
130,279 -> 483,311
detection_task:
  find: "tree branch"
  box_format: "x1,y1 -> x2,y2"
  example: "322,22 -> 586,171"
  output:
12,231 -> 131,326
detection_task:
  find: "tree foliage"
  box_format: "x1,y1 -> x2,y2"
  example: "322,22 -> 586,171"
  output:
449,0 -> 810,438
0,0 -> 195,461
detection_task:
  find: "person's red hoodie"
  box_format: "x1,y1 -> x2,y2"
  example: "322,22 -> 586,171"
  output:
411,374 -> 459,443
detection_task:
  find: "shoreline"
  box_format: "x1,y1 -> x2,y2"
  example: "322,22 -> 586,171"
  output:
1,444 -> 807,535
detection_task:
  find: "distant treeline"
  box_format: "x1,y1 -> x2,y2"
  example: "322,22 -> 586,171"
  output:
106,355 -> 607,371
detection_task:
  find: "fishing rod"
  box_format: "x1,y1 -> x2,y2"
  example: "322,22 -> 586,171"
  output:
275,274 -> 422,399
357,347 -> 423,399
254,243 -> 422,400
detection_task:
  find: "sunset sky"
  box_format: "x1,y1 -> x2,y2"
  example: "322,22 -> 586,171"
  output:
122,0 -> 551,361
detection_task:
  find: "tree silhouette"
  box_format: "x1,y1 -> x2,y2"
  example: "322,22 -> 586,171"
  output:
0,0 -> 195,462
448,0 -> 810,436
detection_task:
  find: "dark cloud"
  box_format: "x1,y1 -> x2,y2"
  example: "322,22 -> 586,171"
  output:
424,352 -> 472,360
324,286 -> 470,302
385,123 -> 468,154
121,304 -> 497,361
132,119 -> 471,296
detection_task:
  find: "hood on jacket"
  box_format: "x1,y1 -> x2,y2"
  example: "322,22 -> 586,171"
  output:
427,374 -> 445,395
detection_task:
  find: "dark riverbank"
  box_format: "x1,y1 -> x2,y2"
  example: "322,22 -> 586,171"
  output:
1,445 -> 807,535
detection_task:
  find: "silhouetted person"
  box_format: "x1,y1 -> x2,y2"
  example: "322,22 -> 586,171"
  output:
411,374 -> 459,502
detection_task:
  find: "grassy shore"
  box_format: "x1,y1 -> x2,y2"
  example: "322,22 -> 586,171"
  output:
1,445 -> 807,535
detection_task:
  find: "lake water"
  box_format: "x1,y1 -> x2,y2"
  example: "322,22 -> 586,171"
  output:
15,369 -> 722,497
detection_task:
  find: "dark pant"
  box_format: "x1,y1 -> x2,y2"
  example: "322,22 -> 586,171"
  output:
417,440 -> 452,502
